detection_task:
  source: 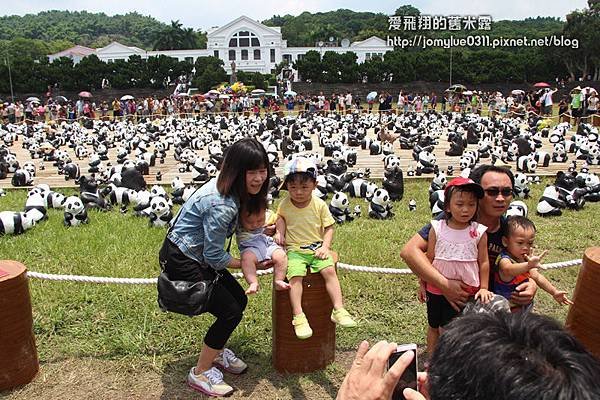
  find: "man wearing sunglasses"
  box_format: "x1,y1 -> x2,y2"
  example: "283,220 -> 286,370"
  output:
401,164 -> 537,312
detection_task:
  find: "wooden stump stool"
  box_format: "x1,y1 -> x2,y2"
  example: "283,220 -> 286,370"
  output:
565,248 -> 600,358
565,247 -> 600,358
0,260 -> 39,391
272,268 -> 336,373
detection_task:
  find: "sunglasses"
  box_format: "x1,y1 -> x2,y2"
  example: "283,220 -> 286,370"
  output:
484,187 -> 513,197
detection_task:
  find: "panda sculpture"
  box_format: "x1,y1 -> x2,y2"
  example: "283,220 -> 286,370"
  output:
506,200 -> 528,218
0,211 -> 36,235
24,190 -> 48,223
368,188 -> 394,219
347,178 -> 378,201
148,195 -> 173,228
383,166 -> 404,201
329,192 -> 353,224
513,173 -> 530,199
63,196 -> 89,226
536,185 -> 565,217
516,154 -> 537,173
429,189 -> 445,217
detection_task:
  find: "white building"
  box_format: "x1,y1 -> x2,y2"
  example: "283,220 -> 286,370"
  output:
48,16 -> 393,80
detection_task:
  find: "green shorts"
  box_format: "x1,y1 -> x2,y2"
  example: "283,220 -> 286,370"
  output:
286,250 -> 334,279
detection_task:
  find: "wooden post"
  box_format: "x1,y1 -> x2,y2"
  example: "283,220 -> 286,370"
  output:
272,256 -> 338,374
565,247 -> 600,358
0,260 -> 39,391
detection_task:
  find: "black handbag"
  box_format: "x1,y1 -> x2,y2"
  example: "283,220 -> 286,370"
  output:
157,269 -> 220,316
157,205 -> 230,317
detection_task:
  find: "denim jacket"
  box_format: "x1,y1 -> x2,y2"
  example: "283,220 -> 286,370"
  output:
167,178 -> 239,270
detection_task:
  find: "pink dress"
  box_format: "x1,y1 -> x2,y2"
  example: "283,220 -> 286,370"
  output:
426,219 -> 487,295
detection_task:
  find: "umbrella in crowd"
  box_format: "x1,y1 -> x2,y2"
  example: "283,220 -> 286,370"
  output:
533,82 -> 550,88
447,84 -> 467,93
583,87 -> 598,96
511,89 -> 525,95
78,91 -> 93,98
26,96 -> 41,103
463,90 -> 474,96
251,89 -> 265,94
284,90 -> 297,97
206,89 -> 220,95
54,95 -> 68,104
219,94 -> 230,99
366,91 -> 378,101
120,95 -> 134,101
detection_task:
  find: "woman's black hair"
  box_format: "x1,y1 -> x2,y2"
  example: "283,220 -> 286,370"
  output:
443,186 -> 480,222
217,138 -> 270,214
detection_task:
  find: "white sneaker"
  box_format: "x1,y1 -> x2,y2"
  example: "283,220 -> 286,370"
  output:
186,366 -> 234,397
213,348 -> 248,374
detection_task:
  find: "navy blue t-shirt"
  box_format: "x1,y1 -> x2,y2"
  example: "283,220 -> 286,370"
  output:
418,213 -> 508,290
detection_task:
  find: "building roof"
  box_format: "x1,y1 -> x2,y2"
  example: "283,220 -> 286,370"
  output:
207,15 -> 282,38
48,45 -> 95,58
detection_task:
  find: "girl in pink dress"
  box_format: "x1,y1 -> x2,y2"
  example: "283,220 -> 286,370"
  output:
418,177 -> 493,353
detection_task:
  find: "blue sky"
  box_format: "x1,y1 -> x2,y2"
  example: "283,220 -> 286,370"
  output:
1,0 -> 589,31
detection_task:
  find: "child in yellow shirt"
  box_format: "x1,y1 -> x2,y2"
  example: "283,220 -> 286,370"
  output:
275,157 -> 357,339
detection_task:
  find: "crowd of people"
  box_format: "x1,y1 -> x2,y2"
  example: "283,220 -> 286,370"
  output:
155,134 -> 597,398
1,84 -> 598,126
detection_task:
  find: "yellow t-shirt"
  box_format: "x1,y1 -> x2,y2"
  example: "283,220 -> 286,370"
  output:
277,195 -> 335,253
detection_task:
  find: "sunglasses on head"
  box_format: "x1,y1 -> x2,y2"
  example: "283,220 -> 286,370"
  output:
484,187 -> 513,197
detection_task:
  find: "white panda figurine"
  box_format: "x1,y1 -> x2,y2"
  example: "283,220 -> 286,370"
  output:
534,151 -> 551,167
429,171 -> 447,194
0,211 -> 36,235
44,191 -> 67,209
408,199 -> 417,211
11,168 -> 33,187
506,200 -> 528,218
329,192 -> 353,224
148,195 -> 173,228
313,174 -> 329,200
584,173 -> 600,202
24,191 -> 48,223
63,196 -> 89,226
536,185 -> 564,217
368,188 -> 394,219
513,173 -> 530,199
552,142 -> 568,163
347,178 -> 378,201
516,154 -> 537,173
429,189 -> 445,217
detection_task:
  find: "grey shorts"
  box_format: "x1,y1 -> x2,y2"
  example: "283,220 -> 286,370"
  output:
239,234 -> 281,262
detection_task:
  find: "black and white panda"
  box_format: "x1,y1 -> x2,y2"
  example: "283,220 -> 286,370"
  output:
329,192 -> 353,224
584,173 -> 600,202
24,190 -> 47,223
148,195 -> 173,228
383,166 -> 404,201
347,178 -> 378,201
513,173 -> 530,199
534,151 -> 551,167
63,196 -> 89,227
75,145 -> 88,160
428,185 -> 445,215
416,151 -> 436,175
368,188 -> 394,219
429,171 -> 447,194
103,184 -> 136,213
552,142 -> 568,163
383,154 -> 401,170
11,168 -> 33,187
44,190 -> 67,209
0,211 -> 36,235
587,143 -> 600,165
313,174 -> 329,200
516,154 -> 537,173
506,200 -> 528,218
536,185 -> 564,217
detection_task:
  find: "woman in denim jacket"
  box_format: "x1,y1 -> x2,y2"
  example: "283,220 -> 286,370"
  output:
159,138 -> 271,397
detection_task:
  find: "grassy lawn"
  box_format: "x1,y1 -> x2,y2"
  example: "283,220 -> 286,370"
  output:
0,178 -> 597,399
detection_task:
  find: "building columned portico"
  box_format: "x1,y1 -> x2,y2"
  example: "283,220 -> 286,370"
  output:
48,16 -> 393,81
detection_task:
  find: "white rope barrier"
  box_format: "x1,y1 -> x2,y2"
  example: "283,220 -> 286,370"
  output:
26,258 -> 582,284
